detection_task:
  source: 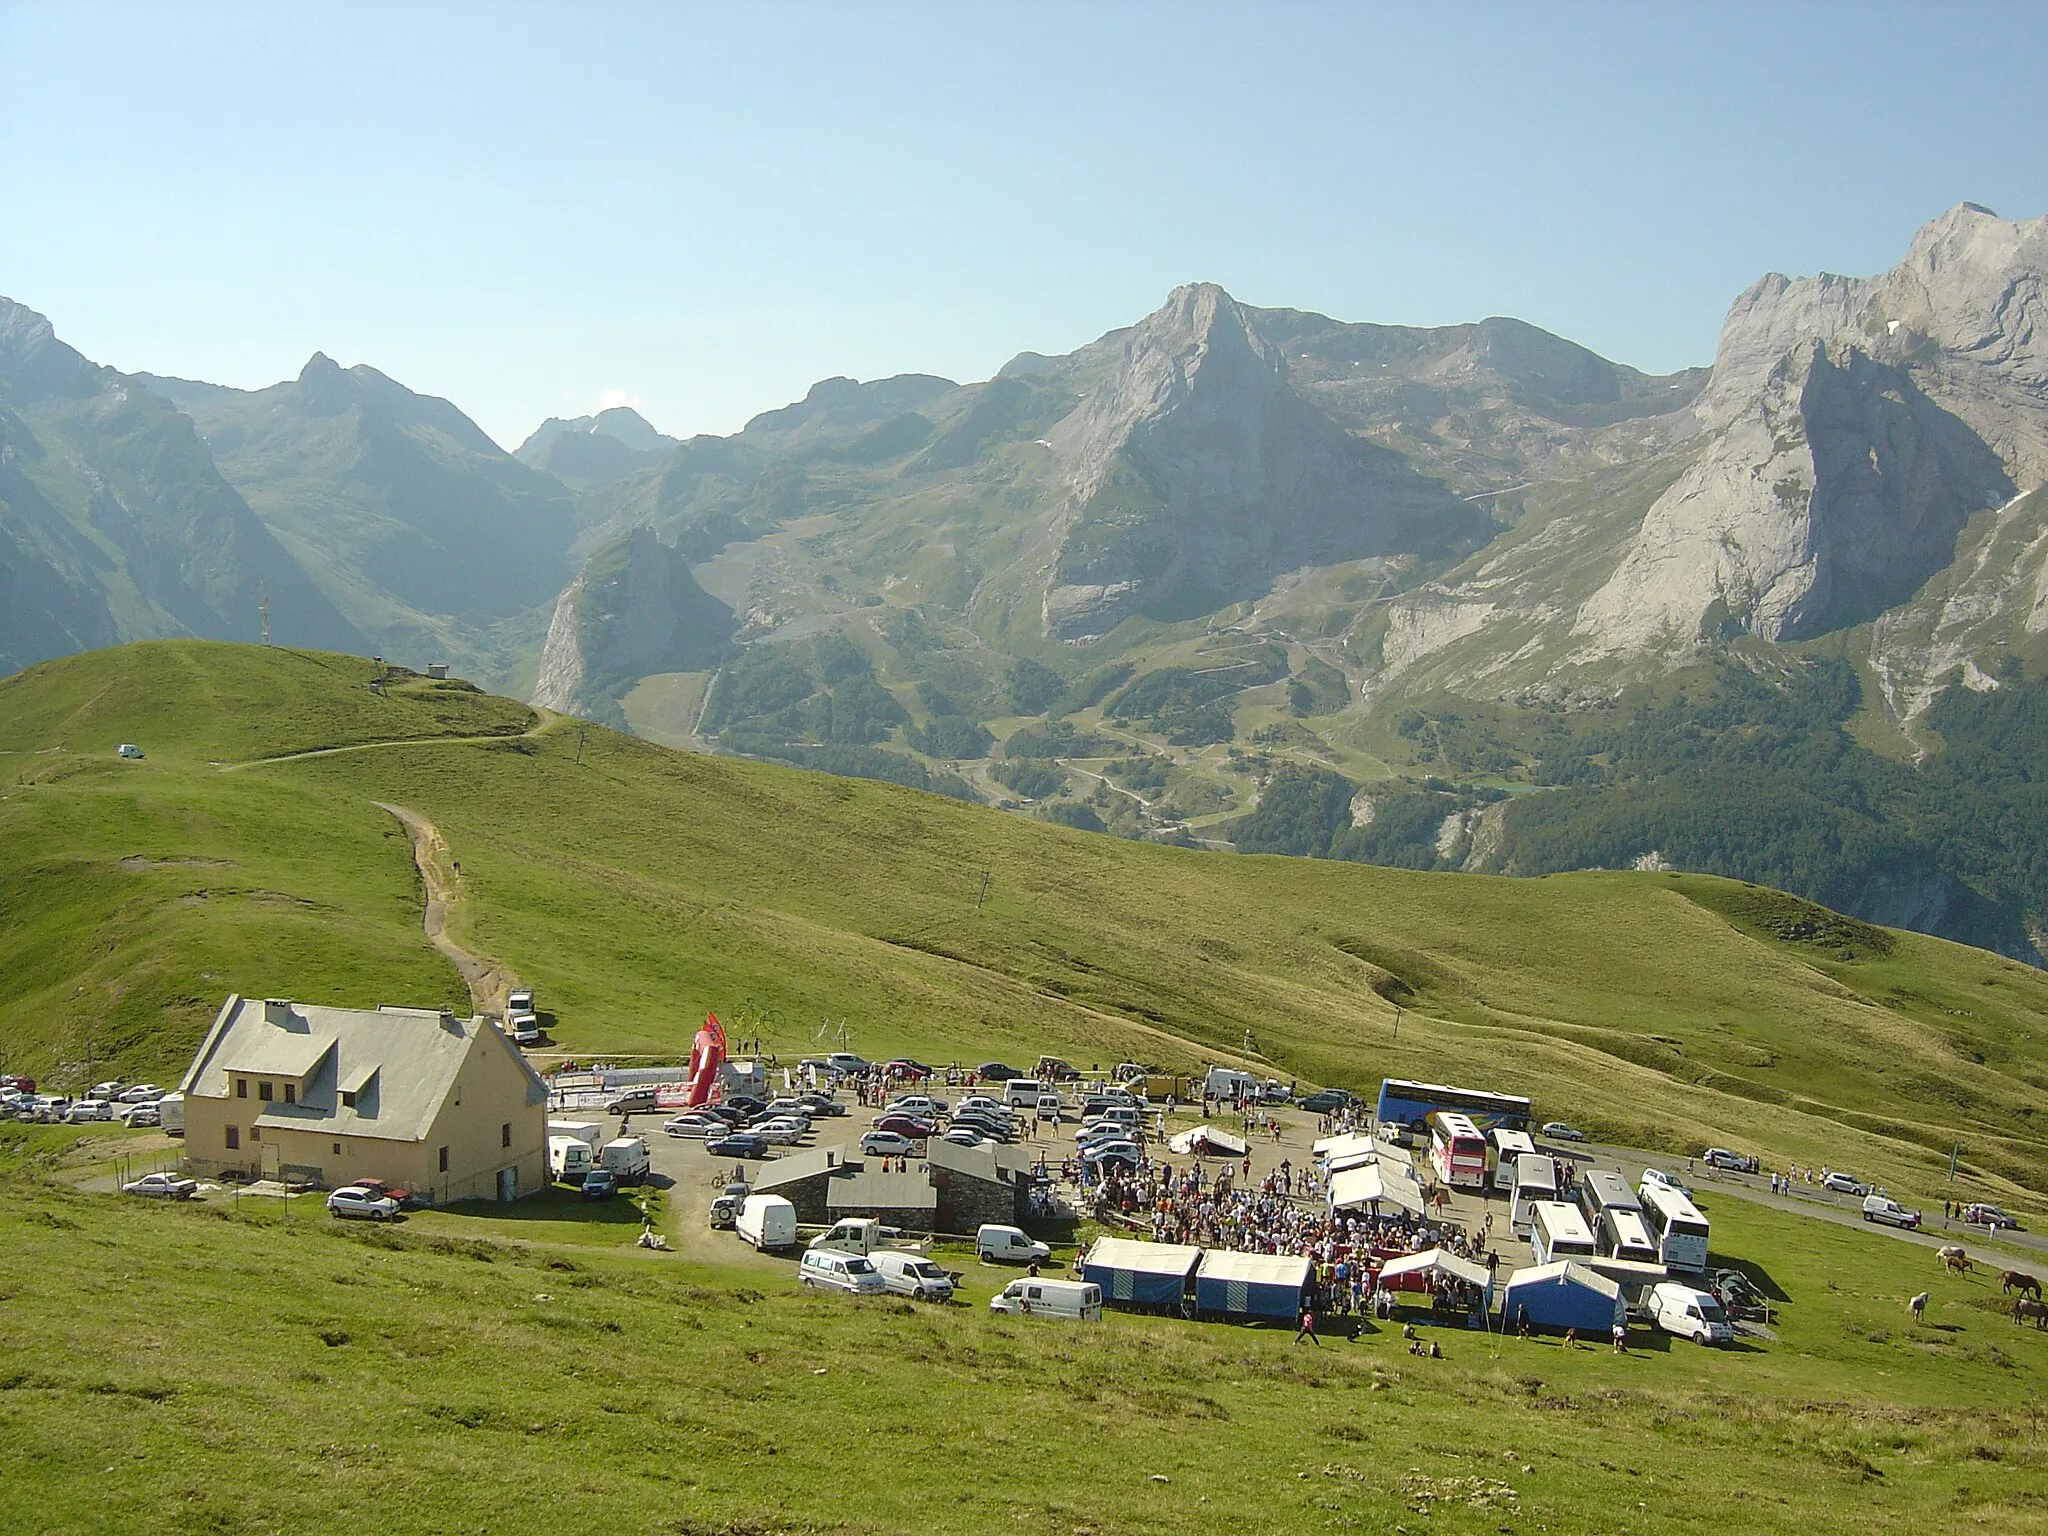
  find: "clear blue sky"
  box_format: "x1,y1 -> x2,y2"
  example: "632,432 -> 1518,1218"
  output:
5,1 -> 2043,448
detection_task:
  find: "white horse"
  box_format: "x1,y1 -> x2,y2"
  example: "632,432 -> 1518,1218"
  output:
1908,1291 -> 1929,1322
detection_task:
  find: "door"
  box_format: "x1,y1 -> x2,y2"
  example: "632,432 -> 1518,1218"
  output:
498,1166 -> 516,1202
260,1141 -> 281,1178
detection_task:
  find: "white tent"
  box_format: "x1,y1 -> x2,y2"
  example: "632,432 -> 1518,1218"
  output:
1167,1125 -> 1248,1158
1313,1131 -> 1377,1160
1327,1162 -> 1426,1217
1377,1247 -> 1491,1288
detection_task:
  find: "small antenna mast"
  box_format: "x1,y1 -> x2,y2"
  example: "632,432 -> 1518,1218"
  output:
259,583 -> 271,646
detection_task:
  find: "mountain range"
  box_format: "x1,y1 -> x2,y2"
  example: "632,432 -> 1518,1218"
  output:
4,203 -> 2046,961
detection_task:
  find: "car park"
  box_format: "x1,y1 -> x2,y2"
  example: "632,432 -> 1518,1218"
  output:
1964,1203 -> 2020,1230
870,1250 -> 956,1301
860,1130 -> 915,1157
1862,1194 -> 1922,1228
122,1171 -> 198,1199
707,1133 -> 771,1159
580,1168 -> 619,1201
662,1113 -> 724,1138
1542,1122 -> 1587,1142
1821,1172 -> 1869,1197
326,1187 -> 401,1221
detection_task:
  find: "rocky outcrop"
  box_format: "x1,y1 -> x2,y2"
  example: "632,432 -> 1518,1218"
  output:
531,526 -> 734,716
1041,284 -> 1483,638
1579,205 -> 2047,652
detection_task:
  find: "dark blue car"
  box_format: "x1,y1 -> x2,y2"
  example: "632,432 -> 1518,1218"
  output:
580,1168 -> 619,1201
707,1133 -> 770,1159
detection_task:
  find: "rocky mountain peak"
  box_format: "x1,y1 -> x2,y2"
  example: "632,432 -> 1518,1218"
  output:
0,297 -> 104,403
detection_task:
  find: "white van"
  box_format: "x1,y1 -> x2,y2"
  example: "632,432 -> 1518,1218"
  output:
976,1223 -> 1050,1265
599,1137 -> 650,1182
1036,1092 -> 1062,1123
549,1136 -> 594,1181
798,1248 -> 886,1294
1204,1067 -> 1255,1101
1862,1193 -> 1922,1229
988,1278 -> 1102,1321
1004,1078 -> 1048,1109
869,1249 -> 955,1301
157,1091 -> 185,1138
737,1194 -> 797,1252
1649,1282 -> 1732,1345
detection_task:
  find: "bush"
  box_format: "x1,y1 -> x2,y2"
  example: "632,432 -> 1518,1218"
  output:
991,758 -> 1066,799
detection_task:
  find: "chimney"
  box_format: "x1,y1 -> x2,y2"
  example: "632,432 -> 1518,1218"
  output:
263,999 -> 292,1025
826,1151 -> 835,1168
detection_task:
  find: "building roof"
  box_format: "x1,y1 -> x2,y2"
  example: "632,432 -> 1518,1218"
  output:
179,994 -> 545,1144
1084,1237 -> 1202,1279
926,1136 -> 1033,1184
826,1169 -> 937,1212
752,1147 -> 848,1190
1194,1250 -> 1313,1287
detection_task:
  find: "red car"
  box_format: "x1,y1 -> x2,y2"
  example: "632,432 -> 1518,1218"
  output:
884,1060 -> 932,1081
872,1113 -> 936,1139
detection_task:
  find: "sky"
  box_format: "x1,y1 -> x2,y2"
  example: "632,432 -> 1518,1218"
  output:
4,1 -> 2045,449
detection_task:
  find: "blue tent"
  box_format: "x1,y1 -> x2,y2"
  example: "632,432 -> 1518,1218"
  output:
1501,1261 -> 1625,1335
1081,1237 -> 1201,1310
1194,1250 -> 1312,1323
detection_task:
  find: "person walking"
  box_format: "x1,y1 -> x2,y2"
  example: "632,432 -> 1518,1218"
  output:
1294,1305 -> 1320,1346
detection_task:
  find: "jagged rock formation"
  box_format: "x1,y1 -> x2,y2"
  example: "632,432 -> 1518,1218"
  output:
531,526 -> 734,716
1040,284 -> 1486,638
1579,205 -> 2046,652
516,406 -> 678,489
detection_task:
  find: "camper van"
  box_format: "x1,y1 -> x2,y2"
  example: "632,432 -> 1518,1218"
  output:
737,1194 -> 798,1253
1203,1067 -> 1256,1102
808,1217 -> 919,1257
1649,1282 -> 1733,1345
548,1136 -> 594,1181
156,1091 -> 185,1137
988,1278 -> 1102,1321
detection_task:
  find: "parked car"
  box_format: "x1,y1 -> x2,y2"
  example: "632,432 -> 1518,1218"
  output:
872,1113 -> 936,1139
1702,1147 -> 1751,1172
1862,1194 -> 1922,1229
975,1062 -> 1022,1083
821,1053 -> 870,1078
860,1130 -> 915,1157
1964,1203 -> 2021,1230
1650,1282 -> 1733,1345
750,1118 -> 810,1146
763,1098 -> 815,1121
1541,1122 -> 1587,1142
988,1278 -> 1102,1320
662,1113 -> 724,1138
580,1168 -> 619,1201
883,1059 -> 932,1080
870,1250 -> 956,1301
940,1127 -> 987,1148
66,1099 -> 117,1123
91,1081 -> 128,1100
797,1248 -> 887,1294
798,1092 -> 846,1117
116,743 -> 144,759
352,1177 -> 414,1207
1083,1148 -> 1140,1172
122,1171 -> 198,1199
887,1095 -> 948,1119
1641,1166 -> 1693,1198
1821,1172 -> 1869,1197
327,1186 -> 401,1221
708,1192 -> 741,1229
706,1133 -> 771,1160
724,1096 -> 770,1118
115,1102 -> 161,1128
1298,1089 -> 1353,1114
117,1084 -> 165,1104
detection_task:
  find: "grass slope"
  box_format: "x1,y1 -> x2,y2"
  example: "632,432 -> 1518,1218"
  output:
2,1133 -> 2046,1536
6,642 -> 2048,1216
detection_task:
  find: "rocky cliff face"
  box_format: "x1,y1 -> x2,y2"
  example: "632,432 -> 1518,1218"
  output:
1041,283 -> 1484,638
531,526 -> 734,715
1578,205 -> 2047,653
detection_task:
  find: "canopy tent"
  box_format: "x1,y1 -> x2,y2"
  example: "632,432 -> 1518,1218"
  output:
1501,1261 -> 1625,1335
1328,1162 -> 1426,1217
1193,1250 -> 1313,1323
1326,1147 -> 1381,1175
1313,1131 -> 1377,1160
1377,1247 -> 1491,1289
1167,1125 -> 1249,1158
1081,1237 -> 1202,1308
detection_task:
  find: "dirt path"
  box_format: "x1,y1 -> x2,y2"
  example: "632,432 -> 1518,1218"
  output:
220,710 -> 564,772
375,801 -> 517,1015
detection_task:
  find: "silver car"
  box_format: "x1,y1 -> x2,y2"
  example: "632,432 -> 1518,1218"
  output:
326,1186 -> 401,1221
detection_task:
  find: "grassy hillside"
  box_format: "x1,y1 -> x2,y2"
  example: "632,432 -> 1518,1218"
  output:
3,1133 -> 2046,1536
6,642 -> 2048,1214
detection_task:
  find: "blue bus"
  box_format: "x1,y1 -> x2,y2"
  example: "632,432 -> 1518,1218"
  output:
1376,1078 -> 1533,1138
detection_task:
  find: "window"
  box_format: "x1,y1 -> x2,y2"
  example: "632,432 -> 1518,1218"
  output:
249,1125 -> 260,1142
259,1081 -> 273,1102
438,1146 -> 449,1173
283,1083 -> 295,1105
236,1078 -> 248,1099
225,1126 -> 239,1150
332,1142 -> 342,1155
501,1122 -> 512,1149
341,1090 -> 357,1109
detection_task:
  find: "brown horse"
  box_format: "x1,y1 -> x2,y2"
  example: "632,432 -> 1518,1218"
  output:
2000,1270 -> 2042,1299
1940,1246 -> 1975,1276
2013,1297 -> 2048,1329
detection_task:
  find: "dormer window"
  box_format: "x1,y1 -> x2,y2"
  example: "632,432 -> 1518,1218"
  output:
283,1083 -> 296,1105
236,1078 -> 248,1098
341,1090 -> 357,1109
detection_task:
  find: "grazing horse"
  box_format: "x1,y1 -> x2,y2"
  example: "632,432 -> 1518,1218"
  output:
2000,1270 -> 2042,1299
1908,1291 -> 1929,1323
2013,1297 -> 2048,1330
1938,1245 -> 1974,1276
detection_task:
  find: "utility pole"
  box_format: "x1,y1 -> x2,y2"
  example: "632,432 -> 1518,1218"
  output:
1393,1004 -> 1403,1041
575,724 -> 587,764
974,869 -> 992,915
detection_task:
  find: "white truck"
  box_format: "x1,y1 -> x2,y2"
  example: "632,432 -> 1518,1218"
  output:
988,1278 -> 1101,1321
976,1223 -> 1050,1265
157,1091 -> 185,1137
1649,1282 -> 1733,1345
1203,1066 -> 1256,1102
549,1136 -> 595,1181
598,1137 -> 650,1183
737,1194 -> 798,1253
807,1217 -> 925,1258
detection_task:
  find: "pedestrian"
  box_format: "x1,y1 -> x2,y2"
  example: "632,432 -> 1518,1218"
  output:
1612,1321 -> 1627,1353
1295,1305 -> 1320,1346
1564,1327 -> 1579,1349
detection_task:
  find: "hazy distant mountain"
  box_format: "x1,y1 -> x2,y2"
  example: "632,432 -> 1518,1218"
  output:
142,355 -> 580,685
515,406 -> 678,489
0,299 -> 362,674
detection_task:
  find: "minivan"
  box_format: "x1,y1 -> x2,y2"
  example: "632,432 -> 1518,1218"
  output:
869,1249 -> 956,1302
988,1278 -> 1101,1321
1036,1092 -> 1062,1123
1003,1078 -> 1048,1109
1862,1194 -> 1922,1229
797,1249 -> 887,1294
976,1224 -> 1050,1265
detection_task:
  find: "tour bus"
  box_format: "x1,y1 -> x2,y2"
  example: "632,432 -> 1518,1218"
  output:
1529,1200 -> 1600,1265
1637,1181 -> 1711,1273
1490,1128 -> 1536,1192
1376,1079 -> 1534,1139
1598,1205 -> 1663,1266
1427,1111 -> 1490,1192
1510,1152 -> 1559,1237
1576,1169 -> 1640,1228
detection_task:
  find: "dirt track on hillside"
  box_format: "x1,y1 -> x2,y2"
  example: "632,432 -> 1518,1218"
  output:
375,801 -> 516,1015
